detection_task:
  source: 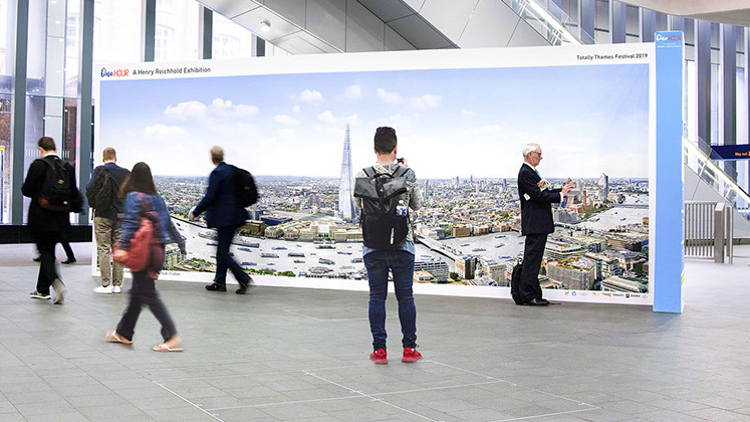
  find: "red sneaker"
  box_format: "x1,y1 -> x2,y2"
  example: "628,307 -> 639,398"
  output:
402,347 -> 422,363
369,348 -> 388,364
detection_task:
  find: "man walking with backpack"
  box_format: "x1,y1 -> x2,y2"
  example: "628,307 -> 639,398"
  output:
86,147 -> 130,293
22,137 -> 82,304
189,146 -> 255,294
354,127 -> 422,365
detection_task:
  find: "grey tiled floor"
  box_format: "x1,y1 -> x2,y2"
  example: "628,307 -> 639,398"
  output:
1,242 -> 750,422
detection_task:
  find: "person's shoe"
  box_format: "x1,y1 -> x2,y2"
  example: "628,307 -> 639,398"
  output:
33,256 -> 41,263
525,298 -> 549,306
538,298 -> 550,305
105,330 -> 133,345
52,279 -> 66,304
205,283 -> 227,292
401,347 -> 423,363
30,291 -> 51,300
370,348 -> 388,365
61,258 -> 77,265
94,285 -> 114,294
236,278 -> 254,294
112,286 -> 122,294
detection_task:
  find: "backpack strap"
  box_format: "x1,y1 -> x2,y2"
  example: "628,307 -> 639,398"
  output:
363,166 -> 376,178
391,165 -> 409,178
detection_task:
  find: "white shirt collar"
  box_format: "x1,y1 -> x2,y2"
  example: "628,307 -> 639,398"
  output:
42,151 -> 58,158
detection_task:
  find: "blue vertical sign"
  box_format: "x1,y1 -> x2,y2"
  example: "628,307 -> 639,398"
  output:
653,31 -> 684,313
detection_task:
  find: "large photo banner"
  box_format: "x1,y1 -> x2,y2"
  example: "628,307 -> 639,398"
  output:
95,43 -> 659,305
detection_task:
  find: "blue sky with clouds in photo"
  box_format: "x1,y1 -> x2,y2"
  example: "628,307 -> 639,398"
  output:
99,63 -> 649,179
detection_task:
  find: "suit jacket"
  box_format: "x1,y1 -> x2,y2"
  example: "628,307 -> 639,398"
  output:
518,163 -> 561,235
22,155 -> 79,233
193,162 -> 249,228
86,162 -> 130,219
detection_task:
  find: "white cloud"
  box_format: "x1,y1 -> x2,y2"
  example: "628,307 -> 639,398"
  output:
410,94 -> 442,109
163,98 -> 259,122
297,89 -> 324,104
317,111 -> 359,125
344,84 -> 362,99
292,105 -> 301,113
277,128 -> 296,140
376,88 -> 403,104
461,109 -> 475,117
164,101 -> 207,121
144,124 -> 190,140
274,114 -> 299,126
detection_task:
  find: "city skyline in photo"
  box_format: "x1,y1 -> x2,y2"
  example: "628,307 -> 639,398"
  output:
98,63 -> 649,180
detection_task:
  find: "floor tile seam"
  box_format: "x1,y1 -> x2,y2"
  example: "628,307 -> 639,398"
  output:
486,407 -> 602,422
426,360 -> 598,409
143,363 -> 370,382
204,379 -> 506,412
302,371 -> 441,422
152,380 -> 226,422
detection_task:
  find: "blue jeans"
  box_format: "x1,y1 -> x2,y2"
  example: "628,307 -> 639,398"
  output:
364,250 -> 417,350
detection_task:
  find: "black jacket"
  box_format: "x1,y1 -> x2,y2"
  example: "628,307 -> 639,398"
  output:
193,162 -> 249,228
86,162 -> 130,219
518,164 -> 561,235
22,155 -> 79,233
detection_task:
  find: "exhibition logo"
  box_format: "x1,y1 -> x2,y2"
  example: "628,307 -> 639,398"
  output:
655,34 -> 681,42
100,67 -> 129,78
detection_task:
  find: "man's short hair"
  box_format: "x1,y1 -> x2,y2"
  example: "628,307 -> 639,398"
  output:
522,143 -> 541,158
210,146 -> 224,162
38,137 -> 56,152
374,127 -> 397,154
102,147 -> 116,161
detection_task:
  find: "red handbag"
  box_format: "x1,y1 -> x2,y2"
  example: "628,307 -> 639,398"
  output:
113,194 -> 162,273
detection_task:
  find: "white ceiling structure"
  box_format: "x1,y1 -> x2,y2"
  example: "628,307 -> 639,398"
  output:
620,0 -> 750,27
197,0 -> 551,54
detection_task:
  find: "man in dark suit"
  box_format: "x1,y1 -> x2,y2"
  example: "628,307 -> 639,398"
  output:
22,137 -> 80,304
518,143 -> 573,306
189,146 -> 253,294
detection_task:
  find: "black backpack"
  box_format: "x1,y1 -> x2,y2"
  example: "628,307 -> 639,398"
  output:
39,157 -> 73,212
87,168 -> 121,214
232,166 -> 258,207
354,166 -> 410,250
510,263 -> 524,305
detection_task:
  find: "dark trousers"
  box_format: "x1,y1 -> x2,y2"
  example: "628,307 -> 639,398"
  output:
35,231 -> 62,295
116,269 -> 177,342
60,241 -> 75,260
214,225 -> 249,286
521,233 -> 547,302
364,250 -> 417,350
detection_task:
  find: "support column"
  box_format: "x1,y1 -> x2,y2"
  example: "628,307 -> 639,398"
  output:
745,28 -> 750,189
78,0 -> 94,224
609,0 -> 626,44
720,24 -> 737,180
667,15 -> 685,32
201,7 -> 212,60
144,0 -> 156,61
577,0 -> 595,44
695,19 -> 712,146
10,0 -> 29,225
639,8 -> 656,42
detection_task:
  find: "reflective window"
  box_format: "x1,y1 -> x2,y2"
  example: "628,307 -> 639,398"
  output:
212,12 -> 253,59
94,0 -> 143,63
155,0 -> 199,61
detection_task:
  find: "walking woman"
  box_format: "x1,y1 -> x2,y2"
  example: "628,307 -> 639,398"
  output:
106,162 -> 186,352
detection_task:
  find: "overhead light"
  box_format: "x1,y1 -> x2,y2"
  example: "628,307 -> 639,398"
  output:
260,20 -> 271,33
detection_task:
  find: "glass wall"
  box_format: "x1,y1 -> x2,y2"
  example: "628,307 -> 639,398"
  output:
93,0 -> 143,63
212,11 -> 253,59
155,0 -> 199,61
0,0 -> 14,224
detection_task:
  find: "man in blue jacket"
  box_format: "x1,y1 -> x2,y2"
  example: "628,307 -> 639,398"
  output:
189,146 -> 253,294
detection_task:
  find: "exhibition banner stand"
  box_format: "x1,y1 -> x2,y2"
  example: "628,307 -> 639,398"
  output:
94,34 -> 684,312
